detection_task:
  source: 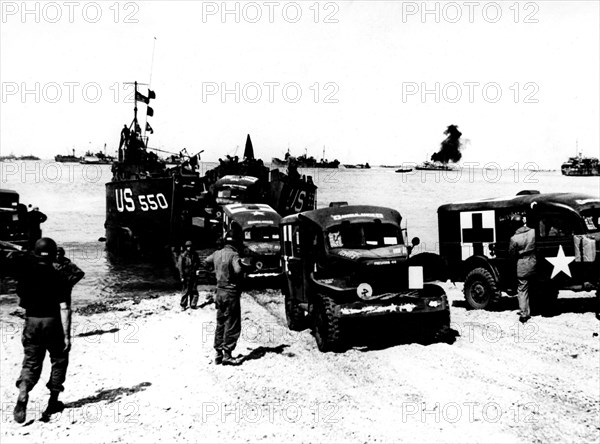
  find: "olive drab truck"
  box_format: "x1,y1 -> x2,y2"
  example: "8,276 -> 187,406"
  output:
279,204 -> 450,352
222,203 -> 282,279
438,191 -> 600,311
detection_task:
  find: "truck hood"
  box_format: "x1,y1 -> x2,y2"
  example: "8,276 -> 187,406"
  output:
329,245 -> 409,263
245,241 -> 280,255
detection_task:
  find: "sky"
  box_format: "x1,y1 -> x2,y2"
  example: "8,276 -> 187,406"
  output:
1,0 -> 599,168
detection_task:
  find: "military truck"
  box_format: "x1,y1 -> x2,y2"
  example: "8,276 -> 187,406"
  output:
438,191 -> 600,311
279,204 -> 450,352
222,203 -> 282,279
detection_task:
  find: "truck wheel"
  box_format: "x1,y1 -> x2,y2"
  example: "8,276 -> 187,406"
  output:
464,268 -> 498,310
313,295 -> 341,352
285,297 -> 308,331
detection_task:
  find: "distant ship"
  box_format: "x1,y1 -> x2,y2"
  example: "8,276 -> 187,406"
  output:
415,160 -> 458,171
81,145 -> 116,164
343,163 -> 370,169
272,147 -> 340,169
561,152 -> 599,176
55,149 -> 81,163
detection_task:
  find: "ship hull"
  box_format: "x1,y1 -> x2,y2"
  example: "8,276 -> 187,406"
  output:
105,177 -> 176,254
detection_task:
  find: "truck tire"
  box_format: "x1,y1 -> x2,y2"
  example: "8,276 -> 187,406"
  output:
464,267 -> 498,310
285,297 -> 308,331
313,295 -> 341,352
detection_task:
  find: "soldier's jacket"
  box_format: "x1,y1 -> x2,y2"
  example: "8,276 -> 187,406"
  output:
205,245 -> 243,291
509,226 -> 537,278
54,258 -> 85,287
177,250 -> 200,280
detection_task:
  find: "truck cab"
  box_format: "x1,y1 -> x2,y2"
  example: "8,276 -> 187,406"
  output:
0,189 -> 29,248
222,203 -> 282,279
280,204 -> 449,352
438,191 -> 600,311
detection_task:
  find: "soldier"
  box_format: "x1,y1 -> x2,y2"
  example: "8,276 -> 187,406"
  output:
6,238 -> 72,424
54,247 -> 85,301
26,206 -> 47,249
205,230 -> 248,366
509,214 -> 536,323
177,240 -> 200,310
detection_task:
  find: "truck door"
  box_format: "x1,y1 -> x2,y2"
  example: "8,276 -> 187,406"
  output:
536,209 -> 582,285
282,222 -> 304,302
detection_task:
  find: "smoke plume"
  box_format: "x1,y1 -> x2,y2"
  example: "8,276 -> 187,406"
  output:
431,125 -> 463,164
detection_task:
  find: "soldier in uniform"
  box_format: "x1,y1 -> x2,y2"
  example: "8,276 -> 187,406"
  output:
205,230 -> 248,366
54,247 -> 85,301
509,214 -> 536,323
5,238 -> 73,423
177,240 -> 200,310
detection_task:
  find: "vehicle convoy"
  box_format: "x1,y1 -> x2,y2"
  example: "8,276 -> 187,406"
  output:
438,191 -> 600,311
222,203 -> 282,279
279,204 -> 450,352
104,82 -> 317,256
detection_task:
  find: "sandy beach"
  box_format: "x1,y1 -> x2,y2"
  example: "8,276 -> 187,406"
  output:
1,284 -> 598,443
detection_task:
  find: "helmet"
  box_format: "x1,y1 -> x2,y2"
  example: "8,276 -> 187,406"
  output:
57,247 -> 65,257
34,237 -> 57,260
185,240 -> 193,247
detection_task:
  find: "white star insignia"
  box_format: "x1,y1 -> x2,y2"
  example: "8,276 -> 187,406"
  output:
252,211 -> 264,216
545,245 -> 575,279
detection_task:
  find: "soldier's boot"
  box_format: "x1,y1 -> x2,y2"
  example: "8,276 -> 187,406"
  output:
214,350 -> 223,365
13,384 -> 28,424
221,350 -> 242,366
41,391 -> 64,422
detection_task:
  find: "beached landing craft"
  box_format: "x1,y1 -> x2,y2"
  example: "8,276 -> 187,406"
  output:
104,82 -> 317,256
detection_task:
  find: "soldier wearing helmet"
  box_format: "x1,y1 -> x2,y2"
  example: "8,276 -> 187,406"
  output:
5,237 -> 73,423
177,240 -> 200,310
204,228 -> 249,365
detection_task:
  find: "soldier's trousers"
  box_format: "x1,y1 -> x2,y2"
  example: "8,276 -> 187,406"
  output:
16,317 -> 69,393
214,289 -> 241,353
180,277 -> 199,308
517,278 -> 530,317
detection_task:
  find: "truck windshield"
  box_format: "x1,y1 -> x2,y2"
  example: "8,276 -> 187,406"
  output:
244,226 -> 280,241
582,210 -> 600,233
326,222 -> 402,250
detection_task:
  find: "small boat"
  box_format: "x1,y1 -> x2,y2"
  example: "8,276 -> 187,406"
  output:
395,168 -> 413,173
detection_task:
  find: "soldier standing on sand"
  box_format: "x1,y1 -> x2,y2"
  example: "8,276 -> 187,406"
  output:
204,230 -> 249,366
509,214 -> 536,324
177,240 -> 200,310
54,247 -> 85,301
4,238 -> 73,424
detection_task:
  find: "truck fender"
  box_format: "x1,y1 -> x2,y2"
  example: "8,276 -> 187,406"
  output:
407,252 -> 449,282
462,255 -> 500,283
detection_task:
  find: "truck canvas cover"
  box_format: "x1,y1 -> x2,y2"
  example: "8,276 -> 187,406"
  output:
438,192 -> 600,214
223,203 -> 281,229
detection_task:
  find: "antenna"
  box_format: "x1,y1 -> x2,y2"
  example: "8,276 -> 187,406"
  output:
143,37 -> 157,140
149,37 -> 157,86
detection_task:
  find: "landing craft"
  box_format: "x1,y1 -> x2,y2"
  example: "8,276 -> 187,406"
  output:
104,82 -> 317,256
